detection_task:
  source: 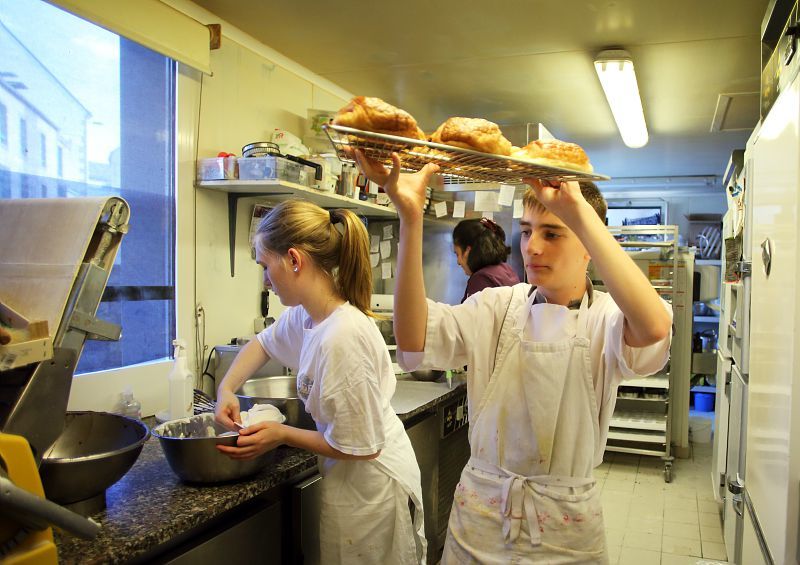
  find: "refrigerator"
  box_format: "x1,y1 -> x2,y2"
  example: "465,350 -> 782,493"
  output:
733,67 -> 800,565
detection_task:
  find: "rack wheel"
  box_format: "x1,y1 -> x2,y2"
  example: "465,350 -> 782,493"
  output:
664,462 -> 673,483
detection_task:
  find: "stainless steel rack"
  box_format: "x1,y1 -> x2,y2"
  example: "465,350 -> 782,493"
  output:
323,124 -> 610,185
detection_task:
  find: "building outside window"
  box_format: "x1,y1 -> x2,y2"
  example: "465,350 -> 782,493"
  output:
0,0 -> 176,374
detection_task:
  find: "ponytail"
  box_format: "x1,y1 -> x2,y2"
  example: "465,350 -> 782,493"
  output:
255,200 -> 375,317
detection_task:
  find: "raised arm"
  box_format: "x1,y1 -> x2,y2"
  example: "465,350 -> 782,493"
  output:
525,179 -> 672,347
353,151 -> 439,351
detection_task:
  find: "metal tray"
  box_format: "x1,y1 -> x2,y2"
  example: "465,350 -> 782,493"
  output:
323,124 -> 610,184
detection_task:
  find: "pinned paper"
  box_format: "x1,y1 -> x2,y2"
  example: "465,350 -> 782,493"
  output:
453,201 -> 466,218
370,253 -> 380,267
381,261 -> 392,279
513,199 -> 524,219
483,211 -> 494,221
474,191 -> 499,212
370,235 -> 380,253
499,185 -> 516,207
434,201 -> 448,218
379,240 -> 391,259
383,224 -> 394,240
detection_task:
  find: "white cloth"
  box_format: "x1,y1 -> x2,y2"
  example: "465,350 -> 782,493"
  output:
398,283 -> 672,466
257,303 -> 425,564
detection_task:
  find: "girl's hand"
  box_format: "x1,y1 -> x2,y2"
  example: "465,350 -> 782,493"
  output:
214,388 -> 241,431
353,150 -> 439,222
522,178 -> 588,225
216,422 -> 286,460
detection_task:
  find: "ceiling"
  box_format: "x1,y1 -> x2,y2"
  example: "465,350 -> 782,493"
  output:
193,0 -> 768,186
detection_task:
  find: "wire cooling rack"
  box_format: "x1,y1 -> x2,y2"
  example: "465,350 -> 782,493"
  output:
323,124 -> 610,184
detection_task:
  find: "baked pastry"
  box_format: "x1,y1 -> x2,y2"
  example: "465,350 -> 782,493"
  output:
429,117 -> 512,155
333,96 -> 426,140
511,139 -> 593,173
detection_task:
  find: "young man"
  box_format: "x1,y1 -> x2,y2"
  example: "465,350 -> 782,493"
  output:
353,151 -> 672,563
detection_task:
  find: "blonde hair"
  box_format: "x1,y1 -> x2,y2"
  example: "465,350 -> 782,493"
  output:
522,181 -> 607,221
255,199 -> 374,316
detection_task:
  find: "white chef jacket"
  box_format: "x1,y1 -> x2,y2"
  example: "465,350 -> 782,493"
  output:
398,283 -> 672,466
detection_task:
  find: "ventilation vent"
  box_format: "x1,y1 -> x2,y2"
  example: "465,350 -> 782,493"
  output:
710,92 -> 760,132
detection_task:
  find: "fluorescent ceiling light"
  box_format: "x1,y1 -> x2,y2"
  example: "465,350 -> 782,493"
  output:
594,49 -> 649,148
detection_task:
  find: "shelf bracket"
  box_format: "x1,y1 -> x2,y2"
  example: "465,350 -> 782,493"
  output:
226,192 -> 290,277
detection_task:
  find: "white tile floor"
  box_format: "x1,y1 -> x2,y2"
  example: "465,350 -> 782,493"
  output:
601,412 -> 728,565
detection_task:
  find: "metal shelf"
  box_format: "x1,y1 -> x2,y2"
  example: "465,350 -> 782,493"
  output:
611,412 -> 668,432
619,376 -> 670,390
694,315 -> 720,323
607,430 -> 667,443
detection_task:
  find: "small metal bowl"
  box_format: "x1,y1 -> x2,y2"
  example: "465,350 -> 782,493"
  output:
236,376 -> 316,430
152,413 -> 273,484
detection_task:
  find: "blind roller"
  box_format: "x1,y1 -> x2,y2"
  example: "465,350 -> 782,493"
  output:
46,0 -> 211,74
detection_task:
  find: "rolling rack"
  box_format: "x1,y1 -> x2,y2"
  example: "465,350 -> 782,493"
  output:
591,225 -> 680,482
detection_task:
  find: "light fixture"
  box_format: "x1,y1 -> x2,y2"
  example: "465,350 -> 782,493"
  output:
594,49 -> 649,148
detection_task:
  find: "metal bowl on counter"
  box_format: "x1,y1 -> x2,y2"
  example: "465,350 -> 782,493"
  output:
152,413 -> 275,484
39,411 -> 150,515
409,369 -> 445,382
236,376 -> 316,431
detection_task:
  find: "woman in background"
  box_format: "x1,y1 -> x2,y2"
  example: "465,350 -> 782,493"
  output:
452,217 -> 520,302
215,200 -> 425,564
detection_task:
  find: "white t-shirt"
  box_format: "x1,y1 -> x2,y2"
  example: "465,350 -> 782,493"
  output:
256,302 -> 403,474
398,283 -> 672,463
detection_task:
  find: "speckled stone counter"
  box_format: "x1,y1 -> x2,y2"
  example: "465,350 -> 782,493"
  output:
53,379 -> 466,564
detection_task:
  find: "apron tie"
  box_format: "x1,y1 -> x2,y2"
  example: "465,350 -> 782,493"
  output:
500,472 -> 541,546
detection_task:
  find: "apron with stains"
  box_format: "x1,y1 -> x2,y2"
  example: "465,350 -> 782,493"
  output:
442,285 -> 608,564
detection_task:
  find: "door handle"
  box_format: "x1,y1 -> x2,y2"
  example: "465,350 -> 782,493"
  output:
727,477 -> 744,518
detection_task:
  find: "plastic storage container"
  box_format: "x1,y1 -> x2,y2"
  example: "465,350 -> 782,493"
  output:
117,386 -> 142,420
694,392 -> 714,412
197,157 -> 237,180
238,156 -> 312,185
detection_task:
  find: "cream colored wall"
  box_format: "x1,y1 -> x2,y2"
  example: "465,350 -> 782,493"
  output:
194,36 -> 350,364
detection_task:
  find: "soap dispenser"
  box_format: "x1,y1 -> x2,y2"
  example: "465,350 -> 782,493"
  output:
168,339 -> 194,420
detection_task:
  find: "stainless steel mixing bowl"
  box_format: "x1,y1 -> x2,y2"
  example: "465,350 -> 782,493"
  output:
236,375 -> 316,430
410,369 -> 445,382
39,411 -> 150,510
152,413 -> 274,483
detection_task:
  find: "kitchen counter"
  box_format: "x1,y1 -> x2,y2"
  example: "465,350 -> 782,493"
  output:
54,376 -> 466,564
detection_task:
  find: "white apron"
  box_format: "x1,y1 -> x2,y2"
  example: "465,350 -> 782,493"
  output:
442,285 -> 608,564
319,413 -> 426,565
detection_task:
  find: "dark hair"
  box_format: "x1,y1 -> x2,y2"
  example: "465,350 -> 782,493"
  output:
452,218 -> 511,273
522,181 -> 607,220
255,200 -> 374,316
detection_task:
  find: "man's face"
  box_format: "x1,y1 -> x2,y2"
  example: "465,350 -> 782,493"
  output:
519,205 -> 590,293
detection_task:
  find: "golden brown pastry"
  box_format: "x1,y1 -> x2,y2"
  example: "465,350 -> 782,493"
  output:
429,117 -> 512,156
511,139 -> 593,173
333,96 -> 426,140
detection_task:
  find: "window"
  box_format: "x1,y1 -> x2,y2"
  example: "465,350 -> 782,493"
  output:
19,117 -> 26,155
606,206 -> 664,226
0,102 -> 6,145
0,0 -> 176,374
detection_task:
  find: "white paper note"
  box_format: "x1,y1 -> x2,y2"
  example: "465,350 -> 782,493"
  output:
370,234 -> 380,253
383,224 -> 393,240
474,191 -> 499,212
370,253 -> 380,267
453,201 -> 466,218
513,199 -> 524,219
381,261 -> 392,279
484,211 -> 494,221
434,201 -> 448,218
499,185 -> 515,207
379,240 -> 391,259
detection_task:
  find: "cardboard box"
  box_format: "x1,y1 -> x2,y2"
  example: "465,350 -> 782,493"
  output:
0,302 -> 53,371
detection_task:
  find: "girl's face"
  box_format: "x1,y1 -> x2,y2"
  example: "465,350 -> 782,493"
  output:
256,249 -> 297,306
454,244 -> 471,276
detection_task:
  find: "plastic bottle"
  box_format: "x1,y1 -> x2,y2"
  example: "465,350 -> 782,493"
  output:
168,339 -> 194,420
118,386 -> 142,420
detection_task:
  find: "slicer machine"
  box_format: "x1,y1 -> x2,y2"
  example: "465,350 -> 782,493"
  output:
0,197 -> 130,563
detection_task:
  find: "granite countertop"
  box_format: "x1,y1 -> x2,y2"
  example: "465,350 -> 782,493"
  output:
54,377 -> 466,564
